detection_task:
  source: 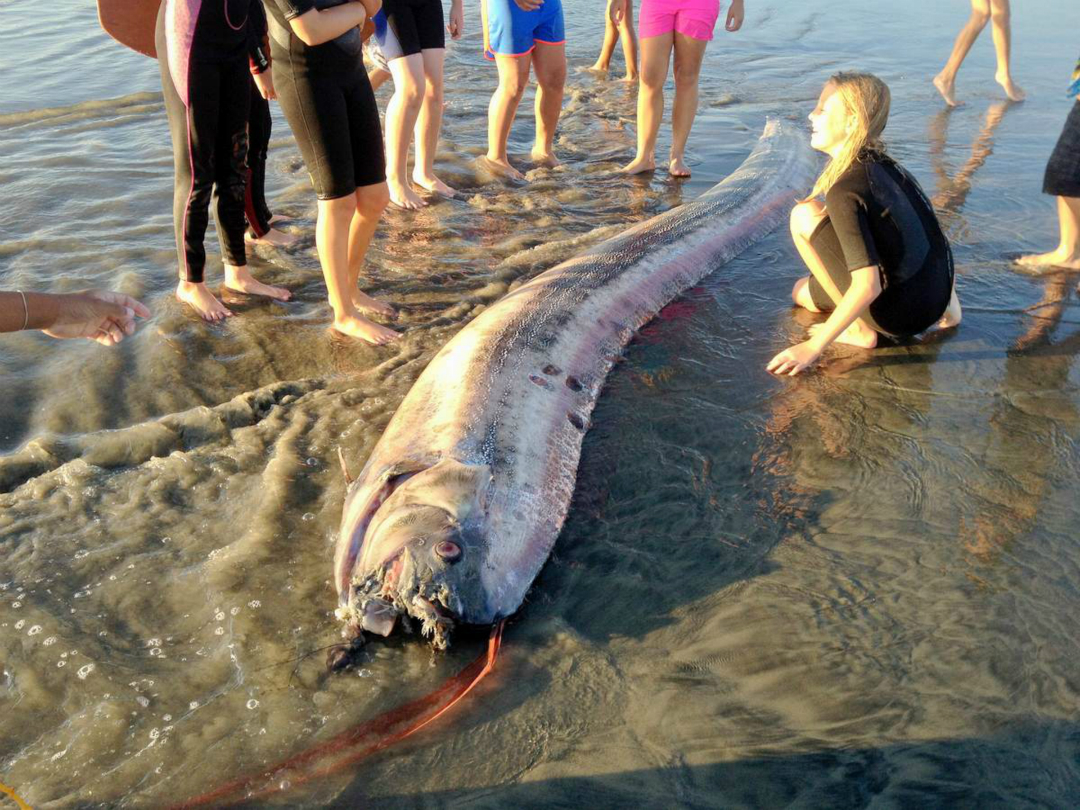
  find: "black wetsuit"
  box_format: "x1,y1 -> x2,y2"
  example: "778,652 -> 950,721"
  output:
263,0 -> 385,200
808,153 -> 954,338
156,0 -> 270,283
245,80 -> 275,238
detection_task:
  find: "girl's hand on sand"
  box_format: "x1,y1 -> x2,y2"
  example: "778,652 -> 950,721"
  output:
253,68 -> 276,100
514,0 -> 543,11
766,340 -> 821,376
447,0 -> 464,39
726,0 -> 744,31
43,291 -> 151,346
609,0 -> 627,25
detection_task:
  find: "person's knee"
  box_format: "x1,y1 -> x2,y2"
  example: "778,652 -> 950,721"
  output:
536,65 -> 567,92
989,1 -> 1009,26
356,182 -> 390,215
397,76 -> 426,110
792,277 -> 820,311
789,201 -> 825,240
969,0 -> 991,26
672,60 -> 701,89
499,70 -> 529,101
640,65 -> 666,91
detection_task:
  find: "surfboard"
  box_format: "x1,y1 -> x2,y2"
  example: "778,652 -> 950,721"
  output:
97,0 -> 161,58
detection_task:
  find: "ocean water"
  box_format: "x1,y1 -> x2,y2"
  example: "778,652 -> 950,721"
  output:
1,0 -> 1079,806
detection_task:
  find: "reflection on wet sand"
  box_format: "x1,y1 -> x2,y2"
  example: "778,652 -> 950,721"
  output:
929,100 -> 1014,220
960,274 -> 1080,570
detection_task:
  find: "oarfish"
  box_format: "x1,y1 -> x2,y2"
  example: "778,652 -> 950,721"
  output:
330,120 -> 817,661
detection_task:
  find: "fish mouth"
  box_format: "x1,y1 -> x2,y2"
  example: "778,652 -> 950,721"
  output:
338,545 -> 460,650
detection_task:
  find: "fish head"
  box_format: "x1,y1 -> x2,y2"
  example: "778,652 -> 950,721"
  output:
336,458 -> 493,649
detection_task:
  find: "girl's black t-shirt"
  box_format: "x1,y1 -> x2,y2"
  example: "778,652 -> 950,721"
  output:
263,0 -> 364,70
824,153 -> 952,288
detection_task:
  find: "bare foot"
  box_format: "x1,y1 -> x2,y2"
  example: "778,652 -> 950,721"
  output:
623,72 -> 638,83
935,287 -> 963,330
809,320 -> 878,348
933,72 -> 960,107
352,289 -> 397,320
412,171 -> 457,198
223,264 -> 292,301
246,227 -> 298,248
1016,248 -> 1080,271
669,156 -> 691,178
531,147 -> 561,168
588,61 -> 610,75
176,280 -> 234,322
995,71 -> 1026,102
332,313 -> 400,345
479,155 -> 525,182
620,154 -> 656,175
388,179 -> 427,210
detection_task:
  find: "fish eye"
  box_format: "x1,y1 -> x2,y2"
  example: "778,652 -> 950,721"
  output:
435,541 -> 462,561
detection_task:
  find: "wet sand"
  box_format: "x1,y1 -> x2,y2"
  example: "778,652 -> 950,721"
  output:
1,0 -> 1079,806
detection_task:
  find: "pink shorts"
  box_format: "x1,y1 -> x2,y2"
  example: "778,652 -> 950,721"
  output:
639,0 -> 721,42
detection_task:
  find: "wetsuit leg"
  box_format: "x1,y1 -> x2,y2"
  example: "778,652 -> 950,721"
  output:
210,57 -> 251,269
245,80 -> 274,237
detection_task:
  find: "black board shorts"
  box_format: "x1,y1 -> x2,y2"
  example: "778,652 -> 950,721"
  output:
380,0 -> 446,60
808,217 -> 953,338
1043,100 -> 1080,198
275,59 -> 385,199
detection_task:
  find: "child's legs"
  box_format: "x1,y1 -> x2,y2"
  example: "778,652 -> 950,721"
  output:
487,55 -> 531,162
669,31 -> 708,162
385,54 -> 427,184
619,1 -> 639,77
317,194 -> 359,318
414,48 -> 446,179
635,33 -> 673,161
210,58 -> 252,270
532,44 -> 566,156
348,182 -> 390,292
1057,195 -> 1080,253
594,10 -> 619,69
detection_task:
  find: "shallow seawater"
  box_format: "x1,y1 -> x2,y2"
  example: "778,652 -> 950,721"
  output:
2,0 -> 1079,806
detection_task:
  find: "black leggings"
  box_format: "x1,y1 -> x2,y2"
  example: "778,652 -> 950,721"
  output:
245,82 -> 274,238
157,11 -> 250,283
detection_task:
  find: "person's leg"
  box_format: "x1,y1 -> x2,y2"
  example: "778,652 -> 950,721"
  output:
590,7 -> 619,73
620,32 -> 672,174
413,48 -> 454,196
385,53 -> 428,209
668,31 -> 707,177
212,62 -> 292,301
245,83 -> 273,237
618,0 -> 639,82
347,182 -> 398,325
486,54 -> 532,180
988,0 -> 1025,101
1017,196 -> 1080,270
368,67 -> 392,91
318,193 -> 398,344
934,0 -> 990,107
790,201 -> 878,347
531,43 -> 566,166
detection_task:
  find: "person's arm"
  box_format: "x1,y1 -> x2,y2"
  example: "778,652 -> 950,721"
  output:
287,0 -> 370,47
766,267 -> 881,375
1,290 -> 151,346
725,0 -> 744,32
446,0 -> 464,39
249,1 -> 276,99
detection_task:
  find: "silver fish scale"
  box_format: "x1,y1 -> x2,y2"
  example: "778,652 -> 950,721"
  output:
337,120 -> 818,628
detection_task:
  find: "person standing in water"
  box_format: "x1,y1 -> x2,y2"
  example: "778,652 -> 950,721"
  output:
1017,55 -> 1080,273
373,0 -> 464,209
590,0 -> 638,83
158,0 -> 292,322
481,0 -> 567,181
263,0 -> 399,345
768,73 -> 962,376
620,0 -> 744,177
933,0 -> 1025,107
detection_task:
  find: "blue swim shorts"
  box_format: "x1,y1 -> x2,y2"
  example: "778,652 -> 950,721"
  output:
484,0 -> 565,60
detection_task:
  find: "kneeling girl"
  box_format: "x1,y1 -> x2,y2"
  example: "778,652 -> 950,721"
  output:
768,72 -> 962,376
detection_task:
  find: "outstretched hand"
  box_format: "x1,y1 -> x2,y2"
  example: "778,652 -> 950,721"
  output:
514,0 -> 544,11
725,0 -> 744,32
43,291 -> 151,346
766,340 -> 821,376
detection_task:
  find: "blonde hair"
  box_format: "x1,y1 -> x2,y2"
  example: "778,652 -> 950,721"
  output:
805,72 -> 891,201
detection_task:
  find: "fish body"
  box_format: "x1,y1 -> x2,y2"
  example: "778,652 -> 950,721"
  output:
333,120 -> 817,648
